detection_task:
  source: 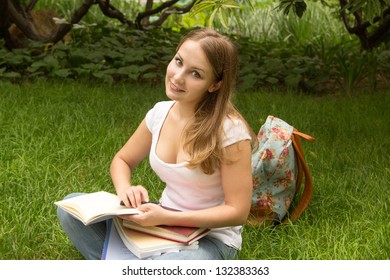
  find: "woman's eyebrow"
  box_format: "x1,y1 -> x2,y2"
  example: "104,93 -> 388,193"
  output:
177,52 -> 206,73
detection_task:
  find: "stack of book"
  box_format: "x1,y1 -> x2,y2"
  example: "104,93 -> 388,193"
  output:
55,191 -> 209,259
104,217 -> 209,259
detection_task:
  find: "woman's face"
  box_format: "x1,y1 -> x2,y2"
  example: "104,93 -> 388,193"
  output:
165,40 -> 220,106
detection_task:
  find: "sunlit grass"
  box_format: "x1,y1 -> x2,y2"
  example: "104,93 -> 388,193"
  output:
0,80 -> 389,259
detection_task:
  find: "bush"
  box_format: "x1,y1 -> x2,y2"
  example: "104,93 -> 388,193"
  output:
1,1 -> 389,94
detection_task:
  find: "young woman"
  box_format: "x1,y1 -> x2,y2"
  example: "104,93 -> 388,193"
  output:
58,28 -> 258,260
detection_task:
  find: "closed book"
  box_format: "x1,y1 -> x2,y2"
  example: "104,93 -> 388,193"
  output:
113,217 -> 199,259
122,219 -> 209,245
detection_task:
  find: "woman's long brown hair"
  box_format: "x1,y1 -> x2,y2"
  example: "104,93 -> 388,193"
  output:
178,28 -> 258,174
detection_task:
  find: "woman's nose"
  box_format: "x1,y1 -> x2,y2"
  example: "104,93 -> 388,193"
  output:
172,69 -> 185,84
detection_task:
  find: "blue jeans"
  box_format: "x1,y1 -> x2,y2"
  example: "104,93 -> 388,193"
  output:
57,193 -> 237,260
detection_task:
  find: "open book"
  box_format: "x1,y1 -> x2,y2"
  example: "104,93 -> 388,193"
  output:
54,191 -> 142,225
112,217 -> 199,259
122,219 -> 209,245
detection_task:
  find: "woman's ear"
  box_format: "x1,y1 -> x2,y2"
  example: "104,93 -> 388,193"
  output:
208,80 -> 222,93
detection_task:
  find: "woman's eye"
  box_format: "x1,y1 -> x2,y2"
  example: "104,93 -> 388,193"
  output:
192,71 -> 201,78
175,58 -> 182,66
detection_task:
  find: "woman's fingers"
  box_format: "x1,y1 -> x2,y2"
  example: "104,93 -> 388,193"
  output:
121,185 -> 149,208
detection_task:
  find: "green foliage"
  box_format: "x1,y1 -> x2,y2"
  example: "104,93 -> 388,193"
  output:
191,0 -> 244,28
1,28 -> 182,85
278,0 -> 307,17
236,34 -> 390,93
1,25 -> 389,94
341,0 -> 390,24
278,0 -> 390,24
1,1 -> 389,94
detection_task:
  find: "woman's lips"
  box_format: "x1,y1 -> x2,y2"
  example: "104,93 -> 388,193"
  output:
170,81 -> 184,93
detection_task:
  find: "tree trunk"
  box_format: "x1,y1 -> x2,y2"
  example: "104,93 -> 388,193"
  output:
0,0 -> 14,49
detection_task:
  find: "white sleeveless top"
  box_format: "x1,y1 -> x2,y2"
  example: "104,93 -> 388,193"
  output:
145,101 -> 251,249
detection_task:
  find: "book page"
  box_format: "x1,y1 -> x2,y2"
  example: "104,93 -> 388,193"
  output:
55,191 -> 140,222
113,218 -> 199,259
122,220 -> 209,242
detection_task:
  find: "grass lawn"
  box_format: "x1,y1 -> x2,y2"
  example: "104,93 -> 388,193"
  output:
0,80 -> 389,259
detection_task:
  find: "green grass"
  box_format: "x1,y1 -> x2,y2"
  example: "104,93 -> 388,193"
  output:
0,80 -> 389,259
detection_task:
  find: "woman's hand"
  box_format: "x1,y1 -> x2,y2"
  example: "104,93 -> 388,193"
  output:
121,203 -> 170,227
117,185 -> 149,208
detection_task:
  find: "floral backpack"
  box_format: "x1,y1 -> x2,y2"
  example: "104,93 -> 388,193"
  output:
248,115 -> 315,226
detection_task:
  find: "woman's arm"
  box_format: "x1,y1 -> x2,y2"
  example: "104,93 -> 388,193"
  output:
110,118 -> 152,208
129,140 -> 253,228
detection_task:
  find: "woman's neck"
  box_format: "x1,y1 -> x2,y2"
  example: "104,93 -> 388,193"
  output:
171,101 -> 196,121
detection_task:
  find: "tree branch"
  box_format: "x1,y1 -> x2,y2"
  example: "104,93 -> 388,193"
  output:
8,0 -> 43,40
26,0 -> 39,13
367,15 -> 390,49
96,0 -> 135,28
136,0 -> 180,29
145,0 -> 154,11
148,0 -> 196,29
141,0 -> 154,25
0,0 -> 15,49
50,0 -> 95,43
136,0 -> 196,29
339,0 -> 390,49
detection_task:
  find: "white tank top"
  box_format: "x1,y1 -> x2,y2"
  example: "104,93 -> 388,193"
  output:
145,101 -> 251,249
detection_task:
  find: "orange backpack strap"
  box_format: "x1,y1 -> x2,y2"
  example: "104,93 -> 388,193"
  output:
286,129 -> 315,222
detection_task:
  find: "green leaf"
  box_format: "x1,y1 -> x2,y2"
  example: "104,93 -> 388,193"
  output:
239,73 -> 258,90
139,64 -> 155,72
142,72 -> 160,79
266,77 -> 279,84
3,72 -> 21,79
218,8 -> 229,28
54,69 -> 72,78
295,1 -> 307,18
285,74 -> 301,88
277,0 -> 307,17
93,72 -> 114,84
116,65 -> 140,75
43,55 -> 60,69
207,8 -> 219,27
190,1 -> 214,16
377,50 -> 390,68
